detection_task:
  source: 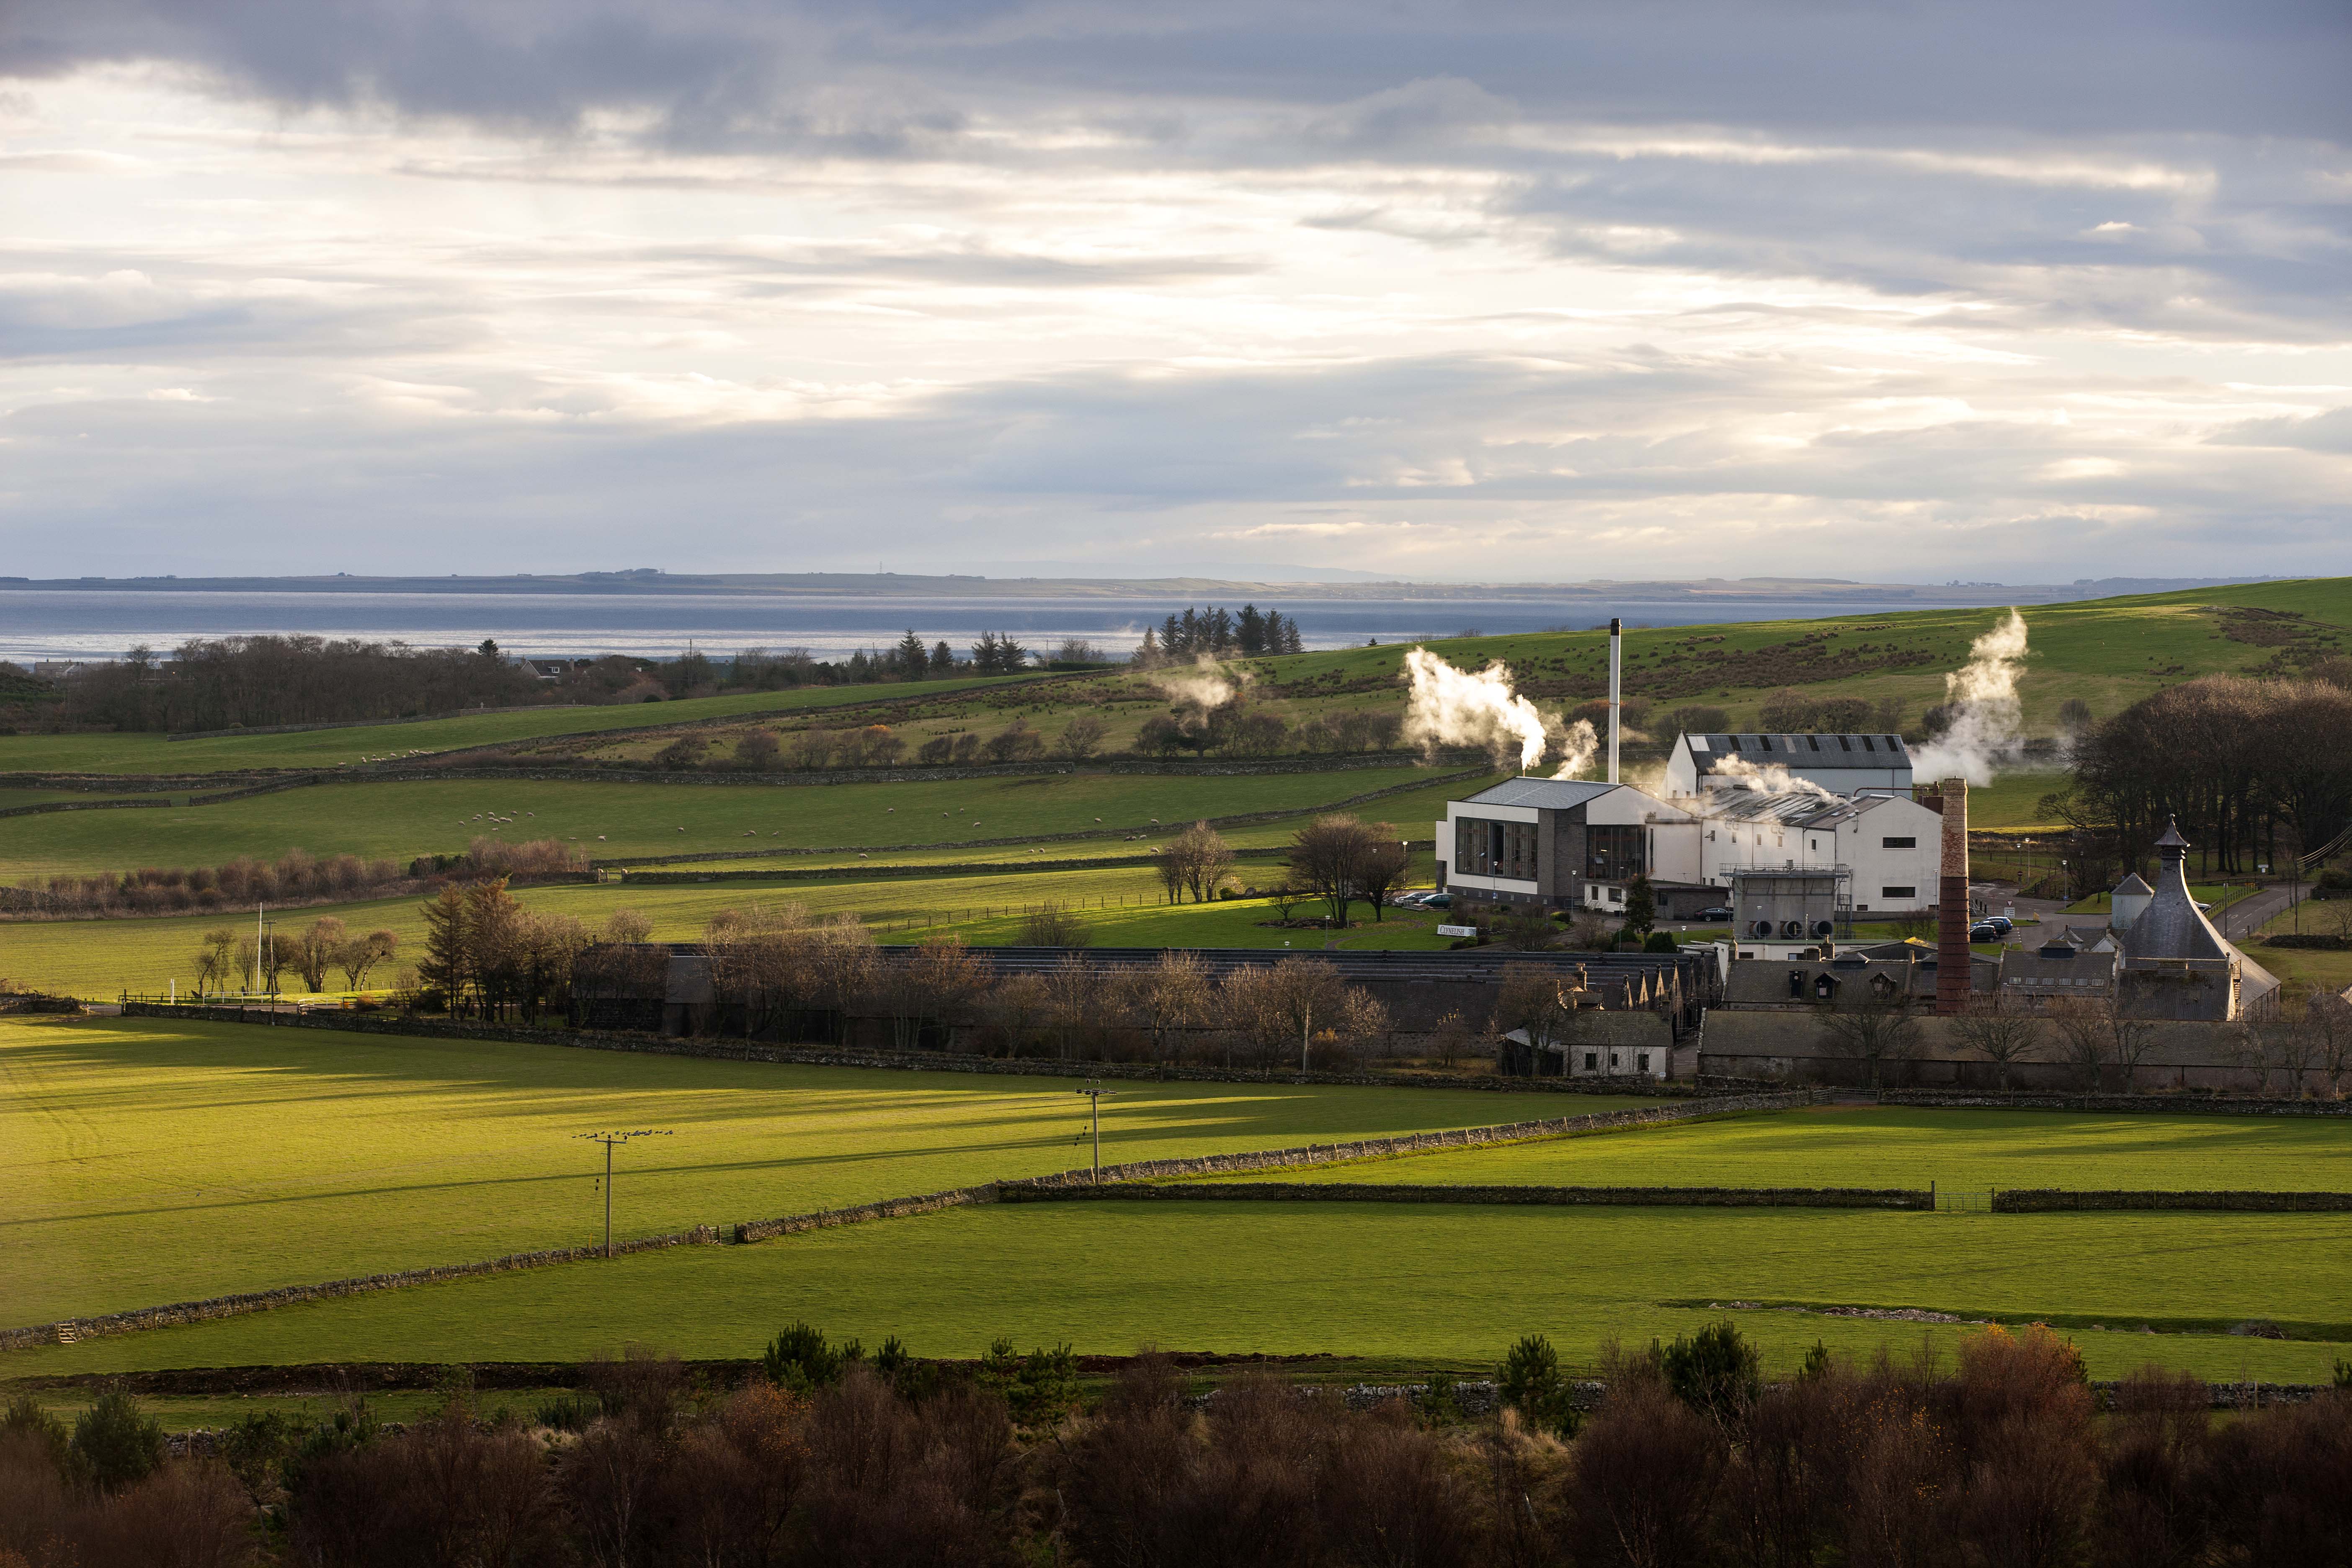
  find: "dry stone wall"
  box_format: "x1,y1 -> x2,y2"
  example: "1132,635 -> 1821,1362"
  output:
1006,1181 -> 1931,1210
1993,1188 -> 2352,1212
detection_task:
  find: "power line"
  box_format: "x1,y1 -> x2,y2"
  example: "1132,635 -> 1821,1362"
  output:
577,1129 -> 671,1259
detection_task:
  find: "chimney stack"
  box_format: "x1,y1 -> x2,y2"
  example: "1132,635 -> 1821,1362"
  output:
1608,617 -> 1622,784
1935,775 -> 1970,1015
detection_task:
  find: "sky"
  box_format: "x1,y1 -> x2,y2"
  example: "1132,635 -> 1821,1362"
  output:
0,1 -> 2347,584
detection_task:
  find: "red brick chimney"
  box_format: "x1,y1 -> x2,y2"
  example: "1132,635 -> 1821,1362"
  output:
1935,776 -> 1970,1015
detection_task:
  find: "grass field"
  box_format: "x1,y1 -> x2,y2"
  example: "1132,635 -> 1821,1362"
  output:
0,765 -> 1482,885
0,1014 -> 1639,1326
1,867 -> 1489,995
1224,1106 -> 2352,1193
8,1201 -> 2343,1384
0,680 -> 1018,776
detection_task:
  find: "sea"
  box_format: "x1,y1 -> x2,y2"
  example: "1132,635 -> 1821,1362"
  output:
0,587 -> 2019,664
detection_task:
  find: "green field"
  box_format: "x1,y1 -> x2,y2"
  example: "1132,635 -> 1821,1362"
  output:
0,680 -> 1016,776
1223,1106 -> 2352,1192
1,868 -> 1486,996
0,1014 -> 1632,1326
0,766 -> 1478,885
9,1201 -> 2342,1384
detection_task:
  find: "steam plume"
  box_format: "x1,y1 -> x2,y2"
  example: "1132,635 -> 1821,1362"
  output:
1401,647 -> 1597,776
1712,755 -> 1835,797
1151,655 -> 1251,710
1911,609 -> 2029,785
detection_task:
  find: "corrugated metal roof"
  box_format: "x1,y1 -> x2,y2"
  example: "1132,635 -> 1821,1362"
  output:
1686,732 -> 1912,762
1462,777 -> 1620,810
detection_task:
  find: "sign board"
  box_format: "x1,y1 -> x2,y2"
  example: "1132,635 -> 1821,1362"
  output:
1436,923 -> 1479,938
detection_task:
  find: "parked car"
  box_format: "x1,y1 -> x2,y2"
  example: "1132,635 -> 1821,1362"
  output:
1983,915 -> 2014,934
1697,907 -> 1733,922
1968,921 -> 2003,942
1391,891 -> 1431,907
1422,893 -> 1451,910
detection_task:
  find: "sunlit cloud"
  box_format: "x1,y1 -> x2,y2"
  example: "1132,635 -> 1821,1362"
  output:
0,2 -> 2344,580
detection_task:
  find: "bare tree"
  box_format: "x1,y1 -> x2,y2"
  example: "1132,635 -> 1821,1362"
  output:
1817,988 -> 1922,1091
1045,953 -> 1097,1060
1493,967 -> 1579,1062
879,938 -> 987,1051
1019,903 -> 1092,947
602,908 -> 653,944
1429,1008 -> 1472,1070
1155,822 -> 1237,905
296,916 -> 347,993
1054,715 -> 1108,761
1288,814 -> 1384,927
335,929 -> 399,990
703,903 -> 816,1039
800,917 -> 880,1044
1256,957 -> 1349,1076
1949,993 -> 2044,1090
1118,951 -> 1210,1063
2109,1010 -> 2159,1095
2048,996 -> 2114,1092
2306,987 -> 2352,1098
983,972 -> 1050,1057
1352,829 -> 1412,922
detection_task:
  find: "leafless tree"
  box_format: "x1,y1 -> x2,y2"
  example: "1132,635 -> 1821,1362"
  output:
602,908 -> 654,944
1119,951 -> 1211,1063
1252,957 -> 1349,1076
2048,996 -> 2114,1091
1949,993 -> 2044,1090
879,938 -> 987,1050
1287,813 -> 1395,926
703,903 -> 818,1038
2305,986 -> 2352,1098
1045,953 -> 1097,1060
983,972 -> 1050,1057
296,916 -> 346,993
1817,988 -> 1922,1091
1054,715 -> 1108,760
335,929 -> 399,990
1019,903 -> 1091,947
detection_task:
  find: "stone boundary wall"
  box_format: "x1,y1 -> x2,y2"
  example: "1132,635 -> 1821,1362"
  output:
1006,1181 -> 1932,1210
734,1185 -> 1002,1243
0,796 -> 175,820
0,1227 -> 720,1354
1993,1188 -> 2352,1212
618,847 -> 1293,885
165,704 -> 589,741
112,1002 -> 1730,1097
1879,1089 -> 2352,1118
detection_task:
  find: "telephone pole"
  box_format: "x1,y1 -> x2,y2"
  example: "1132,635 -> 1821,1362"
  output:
578,1130 -> 671,1258
1073,1083 -> 1114,1184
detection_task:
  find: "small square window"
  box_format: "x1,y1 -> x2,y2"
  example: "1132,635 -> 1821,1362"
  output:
1638,1053 -> 1650,1072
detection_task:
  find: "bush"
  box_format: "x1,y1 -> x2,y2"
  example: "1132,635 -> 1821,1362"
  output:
1643,929 -> 1680,953
763,1322 -> 862,1393
1498,1333 -> 1580,1437
71,1389 -> 165,1493
1661,1320 -> 1761,1429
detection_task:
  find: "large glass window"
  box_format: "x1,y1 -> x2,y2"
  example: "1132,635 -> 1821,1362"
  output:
1455,817 -> 1538,881
1585,823 -> 1645,881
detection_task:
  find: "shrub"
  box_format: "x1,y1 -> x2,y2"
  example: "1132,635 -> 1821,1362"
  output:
979,1339 -> 1077,1427
1498,1333 -> 1580,1437
763,1322 -> 862,1393
71,1389 -> 165,1493
533,1395 -> 599,1433
1643,929 -> 1680,953
1661,1320 -> 1761,1429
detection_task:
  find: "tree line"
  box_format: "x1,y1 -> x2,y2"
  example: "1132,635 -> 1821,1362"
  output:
2061,673 -> 2352,876
1132,604 -> 1304,665
6,1320 -> 2344,1567
678,905 -> 1403,1073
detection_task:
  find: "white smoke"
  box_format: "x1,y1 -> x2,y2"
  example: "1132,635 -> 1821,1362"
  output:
1911,609 -> 2029,785
1152,655 -> 1251,711
1400,647 -> 1599,776
1712,755 -> 1836,798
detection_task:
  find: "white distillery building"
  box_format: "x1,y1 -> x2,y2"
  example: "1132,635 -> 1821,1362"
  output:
1664,732 -> 1913,797
1438,734 -> 1944,923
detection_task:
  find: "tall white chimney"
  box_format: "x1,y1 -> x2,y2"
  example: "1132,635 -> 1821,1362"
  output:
1608,617 -> 1622,784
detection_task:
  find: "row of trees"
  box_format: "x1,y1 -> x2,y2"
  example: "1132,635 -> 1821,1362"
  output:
1132,604 -> 1303,665
689,906 -> 1399,1072
10,1322 -> 2346,1568
414,880 -> 643,1024
1815,985 -> 2352,1096
31,849 -> 405,917
48,637 -> 551,733
190,917 -> 401,998
2062,673 -> 2352,874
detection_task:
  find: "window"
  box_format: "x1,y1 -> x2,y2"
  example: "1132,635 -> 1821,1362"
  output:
1726,735 -> 1742,751
1586,823 -> 1645,880
1882,836 -> 1916,848
1584,1052 -> 1597,1072
1456,816 -> 1537,881
1806,735 -> 1821,751
1882,885 -> 1916,900
1837,735 -> 1852,751
1637,1052 -> 1650,1073
1758,735 -> 1774,751
1861,735 -> 1876,751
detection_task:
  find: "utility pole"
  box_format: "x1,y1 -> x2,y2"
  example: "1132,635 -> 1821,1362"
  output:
578,1130 -> 671,1258
1073,1084 -> 1113,1183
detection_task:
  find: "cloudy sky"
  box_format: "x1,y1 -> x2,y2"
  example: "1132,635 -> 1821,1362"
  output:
1,1 -> 2347,583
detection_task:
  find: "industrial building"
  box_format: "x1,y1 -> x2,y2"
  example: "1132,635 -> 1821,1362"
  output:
1663,731 -> 1914,797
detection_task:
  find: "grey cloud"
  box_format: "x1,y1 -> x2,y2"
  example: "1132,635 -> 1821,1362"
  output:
2205,407 -> 2352,453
